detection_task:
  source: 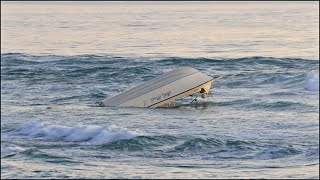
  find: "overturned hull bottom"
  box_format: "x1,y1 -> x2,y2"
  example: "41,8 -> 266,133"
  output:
99,67 -> 216,108
149,80 -> 213,108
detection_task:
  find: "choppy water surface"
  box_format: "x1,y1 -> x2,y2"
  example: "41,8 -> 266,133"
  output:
1,2 -> 319,179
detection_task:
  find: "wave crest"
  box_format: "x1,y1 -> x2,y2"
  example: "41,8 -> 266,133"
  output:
304,71 -> 319,91
16,122 -> 142,144
1,145 -> 27,158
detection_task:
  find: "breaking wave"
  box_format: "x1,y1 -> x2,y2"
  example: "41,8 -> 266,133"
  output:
16,122 -> 142,145
304,71 -> 319,91
12,122 -> 308,161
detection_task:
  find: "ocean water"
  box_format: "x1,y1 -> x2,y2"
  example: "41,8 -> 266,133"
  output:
1,2 -> 319,179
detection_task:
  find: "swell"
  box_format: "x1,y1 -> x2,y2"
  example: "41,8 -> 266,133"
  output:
2,53 -> 318,86
2,53 -> 317,67
3,120 -> 317,162
7,124 -> 308,161
178,99 -> 317,111
156,56 -> 317,68
1,53 -> 318,108
106,136 -> 311,161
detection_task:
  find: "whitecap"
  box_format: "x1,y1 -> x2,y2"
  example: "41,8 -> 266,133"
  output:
304,71 -> 319,91
16,121 -> 142,144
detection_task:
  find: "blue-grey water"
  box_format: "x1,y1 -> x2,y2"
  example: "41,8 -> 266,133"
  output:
1,2 -> 319,179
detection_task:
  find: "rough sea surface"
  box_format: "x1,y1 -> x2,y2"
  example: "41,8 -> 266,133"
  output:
1,2 -> 319,179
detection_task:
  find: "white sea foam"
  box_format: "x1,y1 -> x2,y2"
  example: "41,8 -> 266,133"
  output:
17,122 -> 142,144
304,71 -> 319,91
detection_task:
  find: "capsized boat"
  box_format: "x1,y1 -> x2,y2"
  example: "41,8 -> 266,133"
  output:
97,67 -> 219,108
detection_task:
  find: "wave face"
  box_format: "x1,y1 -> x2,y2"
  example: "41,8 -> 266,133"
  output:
1,53 -> 319,179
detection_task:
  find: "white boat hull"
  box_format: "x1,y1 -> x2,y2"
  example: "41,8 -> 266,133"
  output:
99,67 -> 215,108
